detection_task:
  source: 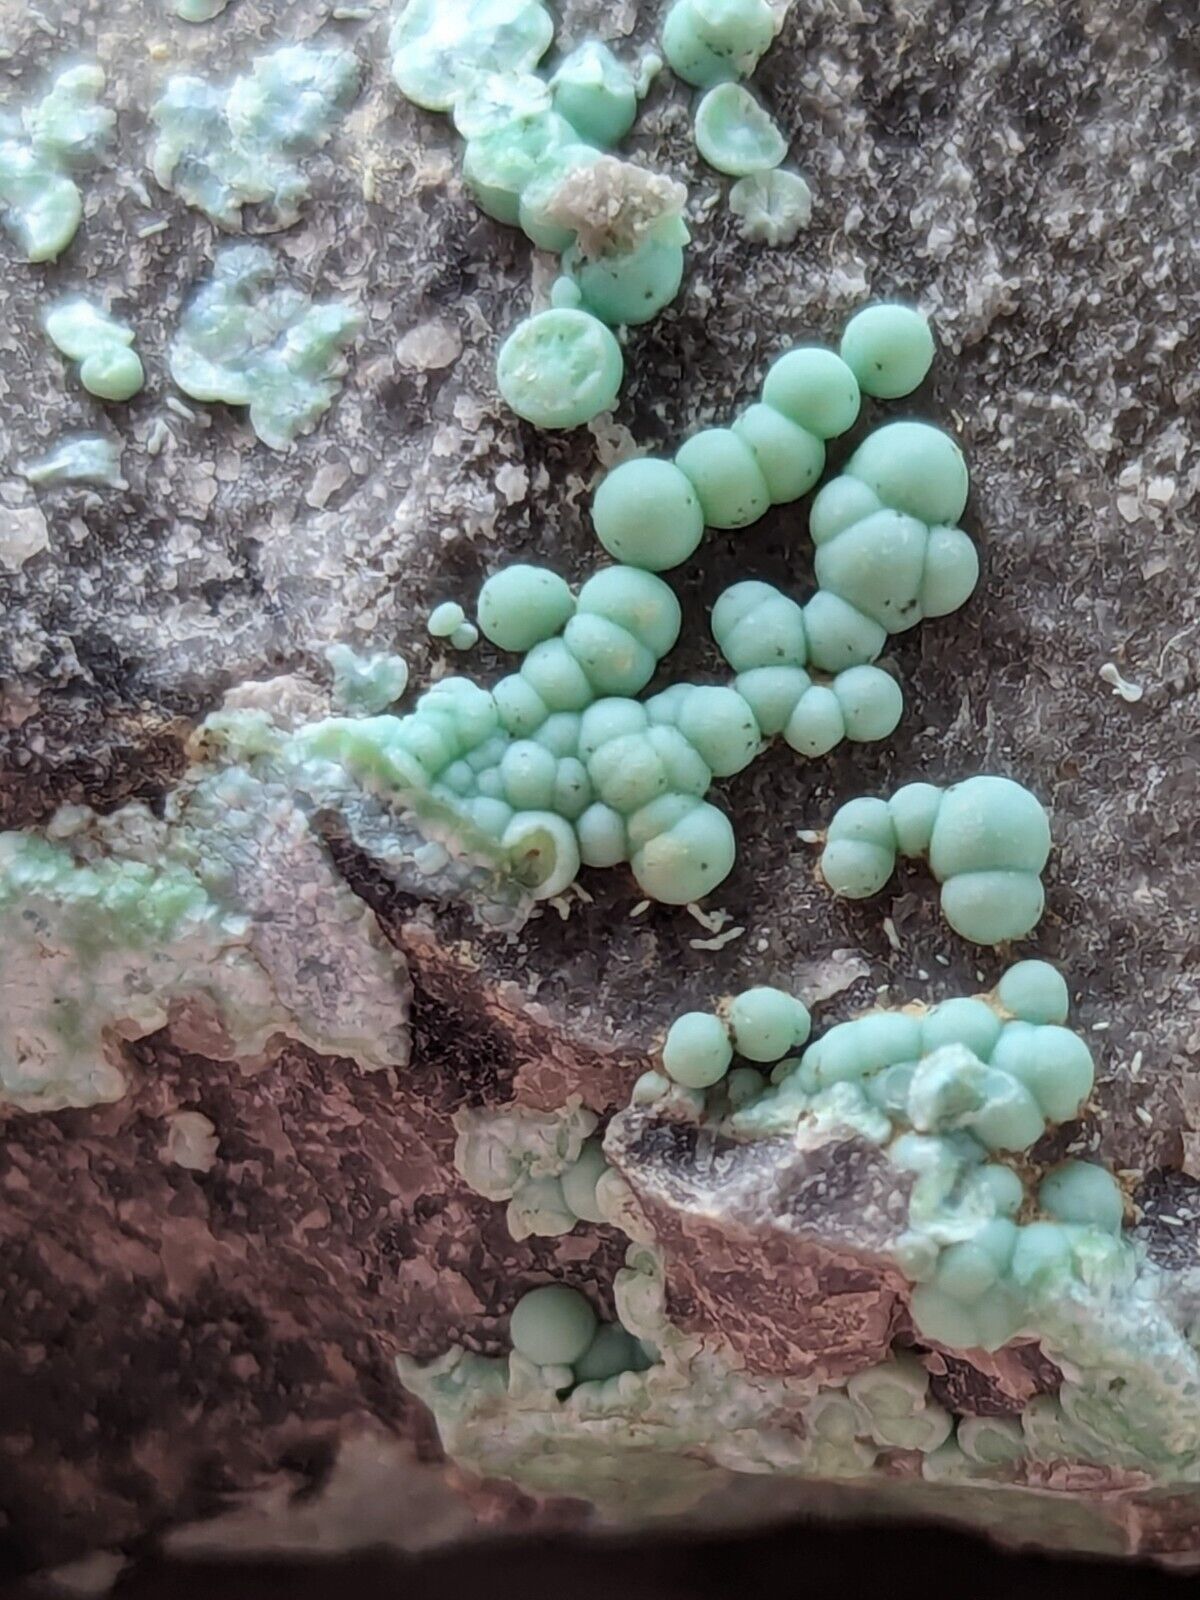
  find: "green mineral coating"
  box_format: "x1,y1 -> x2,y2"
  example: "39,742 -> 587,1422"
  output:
44,299 -> 143,402
151,46 -> 359,231
573,1322 -> 641,1383
693,82 -> 786,177
550,41 -> 638,148
839,303 -> 936,400
662,1010 -> 733,1087
1039,1161 -> 1124,1233
390,0 -> 554,113
844,419 -> 970,528
478,564 -> 577,651
819,775 -> 1051,945
429,601 -> 468,638
728,168 -> 812,245
0,64 -> 113,262
726,986 -> 811,1063
592,458 -> 705,571
761,347 -> 861,440
661,0 -> 777,88
326,644 -> 409,716
496,307 -> 623,429
509,1284 -> 597,1365
169,245 -> 361,451
562,234 -> 687,328
22,434 -> 126,489
995,958 -> 1070,1025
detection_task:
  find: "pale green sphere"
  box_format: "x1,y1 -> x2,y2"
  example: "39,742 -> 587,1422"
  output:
693,82 -> 786,176
783,683 -> 845,757
887,781 -> 942,857
1038,1161 -> 1123,1234
574,1322 -> 640,1382
497,308 -> 624,430
80,345 -> 144,402
563,612 -> 656,696
991,1022 -> 1094,1124
676,685 -> 760,776
939,870 -> 1045,945
839,303 -> 935,399
801,591 -> 887,673
727,986 -> 811,1062
663,1010 -> 733,1086
711,580 -> 808,672
661,0 -> 776,87
928,776 -> 1051,879
500,739 -> 558,810
428,600 -> 467,638
576,565 -> 682,659
996,960 -> 1070,1025
762,347 -> 861,440
510,1283 -> 597,1365
560,1140 -> 610,1223
550,41 -> 638,147
732,404 -> 824,505
734,665 -> 810,736
832,665 -> 903,743
674,427 -> 770,529
630,797 -> 736,902
575,800 -> 628,867
821,795 -> 896,898
478,564 -> 576,652
592,458 -> 705,571
920,524 -> 980,618
921,998 -> 1001,1060
846,421 -> 969,527
564,236 -> 686,327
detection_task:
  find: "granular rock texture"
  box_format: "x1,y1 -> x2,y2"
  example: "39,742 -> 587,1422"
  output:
1,0 -> 1199,1581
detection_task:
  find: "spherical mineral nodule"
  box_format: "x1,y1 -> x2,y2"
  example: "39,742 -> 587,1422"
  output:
761,347 -> 861,440
592,457 -> 705,571
728,168 -> 812,245
79,346 -> 145,402
630,798 -> 736,902
510,1283 -> 597,1366
560,1140 -> 610,1223
832,665 -> 903,743
839,303 -> 935,400
563,236 -> 686,328
1038,1160 -> 1123,1234
846,421 -> 969,528
477,563 -> 576,653
674,427 -> 770,529
732,403 -> 825,504
693,81 -> 787,176
727,986 -> 811,1062
995,959 -> 1070,1025
663,1010 -> 733,1087
428,600 -> 466,638
496,307 -> 624,430
573,1322 -> 640,1383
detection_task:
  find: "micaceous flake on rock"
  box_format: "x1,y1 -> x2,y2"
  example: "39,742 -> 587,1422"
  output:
150,45 -> 359,230
20,434 -> 127,489
168,244 -> 362,450
0,63 -> 113,262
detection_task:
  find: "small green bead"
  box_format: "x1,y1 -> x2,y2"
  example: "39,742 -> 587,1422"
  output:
574,1322 -> 640,1383
783,683 -> 845,757
995,960 -> 1070,1025
592,458 -> 704,571
535,712 -> 582,757
839,303 -> 935,400
560,1140 -> 610,1223
727,986 -> 811,1062
450,621 -> 479,651
1010,1221 -> 1073,1289
928,776 -> 1051,880
676,684 -> 760,776
552,756 -> 592,820
564,236 -> 686,328
728,168 -> 812,245
497,307 -> 623,430
734,665 -> 810,737
1038,1160 -> 1123,1233
563,612 -> 657,696
493,673 -> 550,736
820,823 -> 895,898
550,41 -> 638,147
814,509 -> 930,633
510,1283 -> 597,1366
921,998 -> 1001,1060
809,477 -> 884,546
832,665 -> 903,743
920,525 -> 980,618
991,1022 -> 1094,1124
663,1010 -> 733,1087
940,871 -> 1045,946
579,697 -> 649,760
521,637 -> 595,711
576,566 -> 682,660
846,421 -> 969,528
79,346 -> 144,401
500,739 -> 558,810
675,427 -> 770,529
629,797 -> 735,903
588,731 -> 671,815
503,809 -> 581,898
461,109 -> 576,224
575,800 -> 628,867
693,82 -> 786,176
803,1012 -> 922,1087
451,71 -> 551,140
732,404 -> 824,505
801,591 -> 887,673
712,580 -> 808,671
391,1 -> 555,113
478,564 -> 576,652
428,600 -> 466,638
887,781 -> 943,857
661,0 -> 776,88
762,347 -> 861,440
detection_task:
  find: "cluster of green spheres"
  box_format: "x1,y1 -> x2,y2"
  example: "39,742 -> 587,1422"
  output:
509,1284 -> 653,1386
662,984 -> 812,1088
44,299 -> 144,402
820,775 -> 1053,944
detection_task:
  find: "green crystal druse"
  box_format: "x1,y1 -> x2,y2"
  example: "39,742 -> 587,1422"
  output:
0,64 -> 113,262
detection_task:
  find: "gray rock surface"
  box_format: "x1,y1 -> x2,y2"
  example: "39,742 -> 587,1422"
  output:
1,0 -> 1199,1579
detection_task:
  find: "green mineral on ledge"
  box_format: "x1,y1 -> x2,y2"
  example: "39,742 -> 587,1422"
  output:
0,64 -> 114,262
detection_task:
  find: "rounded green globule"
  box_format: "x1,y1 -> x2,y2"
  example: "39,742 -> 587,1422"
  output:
500,739 -> 558,810
493,673 -> 550,736
732,404 -> 825,505
728,168 -> 812,246
846,421 -> 969,528
451,71 -> 552,140
712,580 -> 807,672
996,959 -> 1070,1026
575,800 -> 628,867
991,1022 -> 1094,1124
801,591 -> 887,673
496,307 -> 624,430
576,565 -> 683,660
391,0 -> 555,113
783,684 -> 844,757
693,82 -> 787,176
920,524 -> 980,618
762,347 -> 861,440
592,457 -> 705,571
450,622 -> 479,650
79,346 -> 144,402
734,665 -> 810,737
727,986 -> 811,1062
477,563 -> 576,653
887,781 -> 943,857
509,1283 -> 597,1366
661,0 -> 777,88
462,109 -> 577,225
814,509 -> 929,634
502,809 -> 581,899
832,665 -> 903,743
839,303 -> 935,400
563,612 -> 656,696
550,41 -> 638,147
521,637 -> 594,710
928,776 -> 1051,880
921,997 -> 1001,1060
676,685 -> 760,776
663,1009 -> 733,1087
675,427 -> 770,529
820,796 -> 896,899
563,235 -> 687,328
428,600 -> 467,638
560,1140 -> 610,1224
809,477 -> 884,547
578,696 -> 649,760
630,797 -> 736,903
1038,1160 -> 1123,1234
517,142 -> 601,251
574,1322 -> 640,1383
940,870 -> 1045,946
